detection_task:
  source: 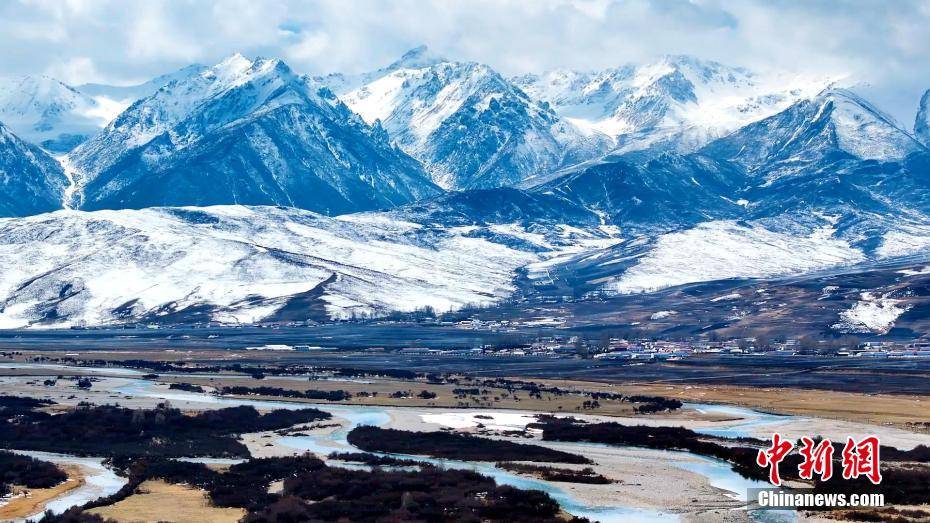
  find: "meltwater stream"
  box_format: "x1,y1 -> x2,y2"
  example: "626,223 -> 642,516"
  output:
113,379 -> 675,522
7,450 -> 127,523
111,378 -> 799,522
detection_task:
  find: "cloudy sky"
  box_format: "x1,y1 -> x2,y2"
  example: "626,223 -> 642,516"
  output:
2,0 -> 928,123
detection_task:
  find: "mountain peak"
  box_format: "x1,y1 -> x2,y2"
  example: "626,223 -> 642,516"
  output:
658,54 -> 739,71
703,84 -> 924,174
67,49 -> 439,215
814,85 -> 907,134
387,45 -> 448,70
211,53 -> 254,79
0,73 -> 104,152
916,89 -> 930,147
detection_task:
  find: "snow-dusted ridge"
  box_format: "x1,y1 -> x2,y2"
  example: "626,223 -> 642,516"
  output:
610,220 -> 866,294
0,205 -> 611,328
5,201 -> 930,329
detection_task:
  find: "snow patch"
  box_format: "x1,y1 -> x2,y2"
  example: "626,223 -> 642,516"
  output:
421,411 -> 539,431
833,292 -> 911,334
710,293 -> 741,302
650,310 -> 677,320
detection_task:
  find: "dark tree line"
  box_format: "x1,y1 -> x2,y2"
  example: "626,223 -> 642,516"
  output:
167,383 -> 205,393
495,462 -> 613,484
531,416 -> 786,482
220,386 -> 352,402
0,397 -> 330,459
327,452 -> 422,467
0,450 -> 68,497
347,426 -> 591,464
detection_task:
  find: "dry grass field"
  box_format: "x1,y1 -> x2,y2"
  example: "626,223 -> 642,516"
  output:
88,480 -> 246,523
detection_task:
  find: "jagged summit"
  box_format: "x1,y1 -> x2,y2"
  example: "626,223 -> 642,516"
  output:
916,89 -> 930,147
704,87 -> 925,175
513,55 -> 830,153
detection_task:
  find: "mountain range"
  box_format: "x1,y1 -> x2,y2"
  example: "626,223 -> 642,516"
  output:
513,55 -> 832,154
66,54 -> 439,214
1,48 -> 929,334
318,46 -> 611,190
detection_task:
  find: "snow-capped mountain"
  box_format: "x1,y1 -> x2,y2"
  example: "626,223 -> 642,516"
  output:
0,75 -> 114,152
67,54 -> 440,214
703,88 -> 930,224
0,120 -> 67,216
320,46 -> 610,190
524,87 -> 930,242
916,89 -> 930,147
514,55 -> 831,154
706,88 -> 925,170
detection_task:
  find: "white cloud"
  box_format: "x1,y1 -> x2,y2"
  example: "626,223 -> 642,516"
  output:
44,56 -> 99,85
285,31 -> 331,63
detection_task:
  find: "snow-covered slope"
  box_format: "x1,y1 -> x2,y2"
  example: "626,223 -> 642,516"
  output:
321,46 -> 610,190
916,89 -> 930,147
610,220 -> 865,293
514,55 -> 830,154
0,120 -> 67,216
67,54 -> 440,214
0,75 -> 112,152
0,205 -> 549,328
702,88 -> 930,223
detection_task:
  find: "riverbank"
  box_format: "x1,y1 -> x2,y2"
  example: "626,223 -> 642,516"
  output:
0,465 -> 84,521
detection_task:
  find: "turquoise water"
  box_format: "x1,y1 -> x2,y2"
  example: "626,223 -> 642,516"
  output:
685,402 -> 798,438
110,378 -> 803,522
118,379 -> 676,522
